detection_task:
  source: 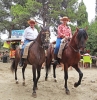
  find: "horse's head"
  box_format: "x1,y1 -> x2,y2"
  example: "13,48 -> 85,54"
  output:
40,26 -> 50,49
75,28 -> 88,50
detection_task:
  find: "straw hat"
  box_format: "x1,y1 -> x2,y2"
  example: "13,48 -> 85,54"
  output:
60,16 -> 70,22
27,18 -> 36,25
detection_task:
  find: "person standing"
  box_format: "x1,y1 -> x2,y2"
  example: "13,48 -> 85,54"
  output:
19,19 -> 39,67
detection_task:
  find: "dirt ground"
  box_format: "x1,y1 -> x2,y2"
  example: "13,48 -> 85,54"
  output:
0,62 -> 97,100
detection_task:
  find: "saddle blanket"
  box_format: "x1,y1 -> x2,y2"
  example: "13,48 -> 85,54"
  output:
58,38 -> 67,59
51,38 -> 67,59
22,41 -> 33,58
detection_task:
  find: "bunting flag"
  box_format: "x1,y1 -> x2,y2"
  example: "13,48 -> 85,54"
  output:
3,42 -> 10,49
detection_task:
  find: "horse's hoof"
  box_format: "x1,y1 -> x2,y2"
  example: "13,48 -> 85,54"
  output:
45,78 -> 48,81
16,80 -> 19,84
32,93 -> 37,98
74,82 -> 79,87
54,78 -> 57,82
22,82 -> 25,86
66,90 -> 70,95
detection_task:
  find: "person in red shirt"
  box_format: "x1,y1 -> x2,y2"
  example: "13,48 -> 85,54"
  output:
54,16 -> 72,61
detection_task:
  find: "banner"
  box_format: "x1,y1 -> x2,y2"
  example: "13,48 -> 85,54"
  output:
3,42 -> 10,49
11,30 -> 24,38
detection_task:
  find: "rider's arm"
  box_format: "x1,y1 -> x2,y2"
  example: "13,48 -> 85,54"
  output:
57,25 -> 65,38
69,27 -> 72,39
21,29 -> 27,44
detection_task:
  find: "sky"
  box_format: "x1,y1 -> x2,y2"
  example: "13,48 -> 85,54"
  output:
80,0 -> 96,22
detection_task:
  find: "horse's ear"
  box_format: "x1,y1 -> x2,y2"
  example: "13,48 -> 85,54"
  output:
85,26 -> 88,30
76,27 -> 79,32
40,26 -> 43,30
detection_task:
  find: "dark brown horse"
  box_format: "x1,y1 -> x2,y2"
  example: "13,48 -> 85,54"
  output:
45,28 -> 88,94
11,26 -> 50,97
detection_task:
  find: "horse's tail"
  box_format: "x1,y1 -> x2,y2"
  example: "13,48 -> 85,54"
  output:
10,59 -> 15,72
45,56 -> 51,73
45,44 -> 54,72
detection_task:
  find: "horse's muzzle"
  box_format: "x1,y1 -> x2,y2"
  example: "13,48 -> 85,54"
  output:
43,42 -> 49,49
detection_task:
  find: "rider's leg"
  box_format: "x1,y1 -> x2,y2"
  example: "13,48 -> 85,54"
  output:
54,38 -> 61,63
58,38 -> 66,59
19,46 -> 24,67
19,40 -> 29,67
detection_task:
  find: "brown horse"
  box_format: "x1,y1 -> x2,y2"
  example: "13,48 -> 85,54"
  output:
45,28 -> 88,94
10,26 -> 50,97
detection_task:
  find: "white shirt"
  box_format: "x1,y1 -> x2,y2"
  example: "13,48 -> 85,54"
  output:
21,26 -> 39,42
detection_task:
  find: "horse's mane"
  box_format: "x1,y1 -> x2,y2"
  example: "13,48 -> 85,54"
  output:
77,28 -> 88,41
71,28 -> 88,42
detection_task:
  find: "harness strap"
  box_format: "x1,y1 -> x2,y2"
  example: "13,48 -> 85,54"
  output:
70,45 -> 80,52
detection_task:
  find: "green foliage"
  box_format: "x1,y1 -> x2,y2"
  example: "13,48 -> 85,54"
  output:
85,21 -> 97,55
25,0 -> 42,15
11,4 -> 29,23
10,0 -> 42,29
77,1 -> 88,26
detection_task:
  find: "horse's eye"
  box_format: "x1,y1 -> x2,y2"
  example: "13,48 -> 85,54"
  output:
42,32 -> 45,34
46,34 -> 49,36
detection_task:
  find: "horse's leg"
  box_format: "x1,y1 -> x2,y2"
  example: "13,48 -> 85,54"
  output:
36,66 -> 41,89
53,62 -> 57,82
22,64 -> 27,86
64,65 -> 70,95
73,64 -> 83,87
15,62 -> 18,84
45,56 -> 52,81
32,65 -> 37,98
45,67 -> 48,81
45,62 -> 51,81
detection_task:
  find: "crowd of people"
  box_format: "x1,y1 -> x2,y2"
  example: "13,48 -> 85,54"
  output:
0,51 -> 9,63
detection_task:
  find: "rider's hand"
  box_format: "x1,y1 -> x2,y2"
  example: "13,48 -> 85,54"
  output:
21,41 -> 24,45
65,36 -> 69,39
61,35 -> 65,38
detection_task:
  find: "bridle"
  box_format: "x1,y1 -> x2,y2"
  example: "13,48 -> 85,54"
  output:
70,45 -> 80,52
69,29 -> 88,53
41,31 -> 50,49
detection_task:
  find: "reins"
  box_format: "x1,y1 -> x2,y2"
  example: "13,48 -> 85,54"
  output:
69,44 -> 80,52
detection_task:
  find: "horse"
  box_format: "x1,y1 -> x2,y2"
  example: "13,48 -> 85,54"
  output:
10,26 -> 50,97
45,28 -> 88,94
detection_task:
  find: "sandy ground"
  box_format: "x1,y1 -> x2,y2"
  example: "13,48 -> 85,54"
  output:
0,62 -> 97,100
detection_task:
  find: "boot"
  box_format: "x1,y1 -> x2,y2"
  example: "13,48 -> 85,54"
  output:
19,50 -> 24,67
19,58 -> 24,67
54,54 -> 57,60
54,54 -> 60,64
53,54 -> 58,64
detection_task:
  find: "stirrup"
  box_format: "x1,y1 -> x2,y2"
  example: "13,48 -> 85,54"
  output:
19,62 -> 23,67
19,59 -> 24,67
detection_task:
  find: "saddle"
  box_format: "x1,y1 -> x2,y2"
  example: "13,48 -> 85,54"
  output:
58,38 -> 68,59
22,41 -> 33,58
51,38 -> 68,59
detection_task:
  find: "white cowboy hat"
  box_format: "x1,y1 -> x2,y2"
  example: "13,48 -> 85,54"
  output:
60,16 -> 70,22
27,18 -> 37,25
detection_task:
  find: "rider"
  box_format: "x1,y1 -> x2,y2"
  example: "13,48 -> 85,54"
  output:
19,18 -> 39,67
54,16 -> 72,62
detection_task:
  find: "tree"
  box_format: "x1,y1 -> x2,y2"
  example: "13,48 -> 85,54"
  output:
35,0 -> 81,31
0,1 -> 13,38
11,0 -> 42,28
76,0 -> 88,26
0,0 -> 89,38
85,21 -> 97,55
